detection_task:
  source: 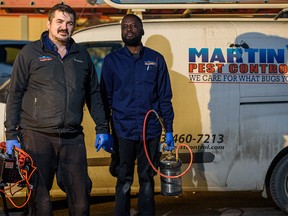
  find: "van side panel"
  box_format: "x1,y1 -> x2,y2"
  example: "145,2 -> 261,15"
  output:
72,19 -> 288,194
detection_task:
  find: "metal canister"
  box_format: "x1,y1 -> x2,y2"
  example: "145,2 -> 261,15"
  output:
159,154 -> 182,196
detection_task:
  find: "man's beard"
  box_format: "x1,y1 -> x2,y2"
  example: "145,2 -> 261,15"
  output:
122,35 -> 142,46
52,30 -> 70,44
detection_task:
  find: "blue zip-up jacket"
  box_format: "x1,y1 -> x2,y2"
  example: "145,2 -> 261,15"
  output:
101,45 -> 174,140
5,31 -> 109,140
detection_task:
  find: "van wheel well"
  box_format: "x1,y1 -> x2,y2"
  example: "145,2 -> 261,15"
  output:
265,147 -> 288,189
265,147 -> 288,212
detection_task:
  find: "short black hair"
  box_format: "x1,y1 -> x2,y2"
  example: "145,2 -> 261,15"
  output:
122,14 -> 143,28
48,3 -> 76,25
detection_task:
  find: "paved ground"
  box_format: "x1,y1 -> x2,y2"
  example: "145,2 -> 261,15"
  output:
1,191 -> 286,216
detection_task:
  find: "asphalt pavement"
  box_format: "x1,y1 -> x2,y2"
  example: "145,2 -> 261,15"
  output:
1,191 -> 286,216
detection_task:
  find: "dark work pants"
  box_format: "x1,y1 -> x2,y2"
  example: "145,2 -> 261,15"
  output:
20,130 -> 91,216
114,136 -> 161,216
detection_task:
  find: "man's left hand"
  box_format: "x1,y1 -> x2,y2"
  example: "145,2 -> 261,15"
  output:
95,134 -> 113,153
165,132 -> 175,151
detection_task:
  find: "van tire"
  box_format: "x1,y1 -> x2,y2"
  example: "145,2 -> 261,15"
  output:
270,154 -> 288,214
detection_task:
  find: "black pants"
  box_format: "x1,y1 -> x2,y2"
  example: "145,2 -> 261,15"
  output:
20,130 -> 91,216
114,136 -> 161,216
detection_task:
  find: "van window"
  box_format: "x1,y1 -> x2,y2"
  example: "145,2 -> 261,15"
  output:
81,42 -> 123,79
0,42 -> 28,103
0,45 -> 25,65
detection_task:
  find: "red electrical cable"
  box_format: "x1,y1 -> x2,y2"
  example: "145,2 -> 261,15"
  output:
143,109 -> 193,179
0,143 -> 36,209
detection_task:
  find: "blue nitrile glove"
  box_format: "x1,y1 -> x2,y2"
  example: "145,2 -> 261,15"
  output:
5,140 -> 21,155
103,135 -> 114,154
165,132 -> 175,151
95,134 -> 113,153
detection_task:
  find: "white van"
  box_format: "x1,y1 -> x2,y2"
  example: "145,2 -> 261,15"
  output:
71,14 -> 288,213
0,40 -> 29,145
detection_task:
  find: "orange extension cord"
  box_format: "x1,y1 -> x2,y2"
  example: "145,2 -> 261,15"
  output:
143,110 -> 193,179
0,143 -> 36,209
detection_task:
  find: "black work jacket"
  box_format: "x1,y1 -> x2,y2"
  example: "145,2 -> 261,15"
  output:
5,31 -> 109,140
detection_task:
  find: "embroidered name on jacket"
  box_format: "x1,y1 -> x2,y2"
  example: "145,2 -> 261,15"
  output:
39,56 -> 52,61
145,61 -> 156,70
74,58 -> 84,63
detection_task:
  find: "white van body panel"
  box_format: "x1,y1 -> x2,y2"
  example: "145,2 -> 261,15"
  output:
0,103 -> 5,142
72,18 -> 288,194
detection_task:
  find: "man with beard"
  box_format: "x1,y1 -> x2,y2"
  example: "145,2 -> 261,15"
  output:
4,3 -> 111,215
100,14 -> 175,216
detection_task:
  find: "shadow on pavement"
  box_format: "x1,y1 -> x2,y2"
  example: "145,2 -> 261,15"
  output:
0,191 -> 286,216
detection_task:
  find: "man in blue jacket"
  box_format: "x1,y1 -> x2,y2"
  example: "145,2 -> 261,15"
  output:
100,14 -> 175,216
4,3 -> 111,215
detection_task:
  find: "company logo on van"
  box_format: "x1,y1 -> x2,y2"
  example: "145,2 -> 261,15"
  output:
188,45 -> 288,84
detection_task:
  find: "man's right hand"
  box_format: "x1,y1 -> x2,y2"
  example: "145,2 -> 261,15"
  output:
5,140 -> 21,155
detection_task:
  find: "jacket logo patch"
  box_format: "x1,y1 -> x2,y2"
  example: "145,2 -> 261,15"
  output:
74,58 -> 84,63
39,56 -> 52,61
145,61 -> 156,70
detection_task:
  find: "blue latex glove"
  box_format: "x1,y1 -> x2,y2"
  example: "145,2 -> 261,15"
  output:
104,135 -> 114,154
95,134 -> 113,153
5,140 -> 21,155
165,132 -> 174,151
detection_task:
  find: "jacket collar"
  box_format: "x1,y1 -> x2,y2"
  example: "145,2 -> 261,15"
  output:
124,44 -> 144,58
40,31 -> 76,53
